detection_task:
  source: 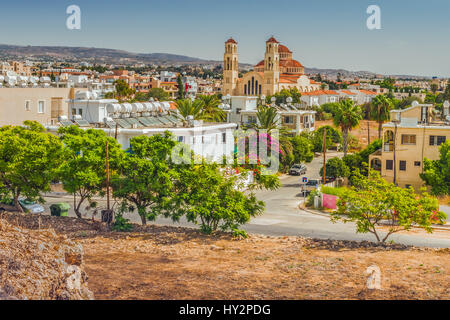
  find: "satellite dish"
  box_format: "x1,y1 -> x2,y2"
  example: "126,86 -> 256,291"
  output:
411,100 -> 419,107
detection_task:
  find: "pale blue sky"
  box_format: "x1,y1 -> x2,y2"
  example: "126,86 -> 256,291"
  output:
0,0 -> 449,77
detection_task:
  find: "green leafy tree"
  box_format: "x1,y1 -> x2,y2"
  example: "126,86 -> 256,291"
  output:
176,162 -> 265,236
306,126 -> 342,153
291,135 -> 314,163
320,157 -> 350,179
333,99 -> 363,156
114,79 -> 134,101
112,133 -> 178,225
177,74 -> 185,99
58,126 -> 124,218
332,169 -> 446,242
420,141 -> 450,196
148,88 -> 170,101
430,83 -> 438,94
0,121 -> 64,211
370,95 -> 394,139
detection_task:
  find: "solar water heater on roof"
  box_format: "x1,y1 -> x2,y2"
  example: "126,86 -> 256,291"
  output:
74,119 -> 91,127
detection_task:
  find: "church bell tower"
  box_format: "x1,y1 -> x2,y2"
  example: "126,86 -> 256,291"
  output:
263,37 -> 280,96
223,38 -> 239,96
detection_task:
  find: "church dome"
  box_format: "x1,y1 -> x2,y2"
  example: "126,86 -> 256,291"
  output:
226,37 -> 237,44
278,45 -> 292,53
266,36 -> 279,43
280,59 -> 304,68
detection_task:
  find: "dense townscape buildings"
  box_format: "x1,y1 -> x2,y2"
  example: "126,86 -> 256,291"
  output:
0,37 -> 449,192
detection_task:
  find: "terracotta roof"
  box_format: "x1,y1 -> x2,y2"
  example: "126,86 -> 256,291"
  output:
359,89 -> 377,95
302,90 -> 339,96
278,44 -> 292,53
279,59 -> 304,68
266,36 -> 279,43
255,60 -> 264,67
226,37 -> 237,44
340,90 -> 356,95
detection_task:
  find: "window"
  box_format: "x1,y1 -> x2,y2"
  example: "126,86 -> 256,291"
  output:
399,160 -> 407,171
386,160 -> 393,170
401,134 -> 416,145
72,108 -> 76,116
79,108 -> 83,116
247,116 -> 256,124
414,161 -> 421,167
38,101 -> 45,114
222,133 -> 226,143
25,100 -> 31,111
430,135 -> 446,146
177,136 -> 184,143
284,116 -> 294,124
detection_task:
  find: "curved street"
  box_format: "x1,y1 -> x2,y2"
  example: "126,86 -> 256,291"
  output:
43,152 -> 450,248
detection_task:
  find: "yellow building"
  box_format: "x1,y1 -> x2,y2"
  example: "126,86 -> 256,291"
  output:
222,37 -> 321,96
369,101 -> 450,189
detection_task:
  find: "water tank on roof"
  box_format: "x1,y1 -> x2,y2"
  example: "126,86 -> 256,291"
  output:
5,75 -> 17,83
106,103 -> 121,114
131,103 -> 144,113
161,102 -> 170,111
17,76 -> 28,82
142,102 -> 152,112
40,76 -> 51,83
29,76 -> 38,84
120,103 -> 132,113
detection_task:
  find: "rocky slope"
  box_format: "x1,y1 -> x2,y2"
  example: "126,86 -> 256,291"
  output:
0,217 -> 93,300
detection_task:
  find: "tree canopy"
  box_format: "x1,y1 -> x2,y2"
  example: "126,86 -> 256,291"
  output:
0,121 -> 64,211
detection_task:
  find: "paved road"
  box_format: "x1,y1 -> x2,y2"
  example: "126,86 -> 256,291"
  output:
42,152 -> 450,248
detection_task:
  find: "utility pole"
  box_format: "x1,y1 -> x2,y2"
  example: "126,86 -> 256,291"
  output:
114,122 -> 118,140
323,128 -> 327,185
393,122 -> 397,185
106,140 -> 110,211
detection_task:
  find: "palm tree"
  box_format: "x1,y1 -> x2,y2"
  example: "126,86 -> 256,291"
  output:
174,99 -> 205,126
370,95 -> 394,139
333,99 -> 363,156
197,95 -> 226,122
253,106 -> 280,133
250,106 -> 293,170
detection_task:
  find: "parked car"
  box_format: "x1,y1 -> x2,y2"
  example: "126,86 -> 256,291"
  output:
289,164 -> 307,176
0,198 -> 45,214
300,179 -> 322,195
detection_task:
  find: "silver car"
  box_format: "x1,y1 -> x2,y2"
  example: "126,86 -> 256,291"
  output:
0,198 -> 45,214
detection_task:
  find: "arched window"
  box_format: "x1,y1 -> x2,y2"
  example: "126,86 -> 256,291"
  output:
384,130 -> 394,151
251,77 -> 255,95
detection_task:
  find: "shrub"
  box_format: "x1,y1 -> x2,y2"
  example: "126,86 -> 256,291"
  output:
112,213 -> 133,232
321,186 -> 347,197
306,189 -> 321,207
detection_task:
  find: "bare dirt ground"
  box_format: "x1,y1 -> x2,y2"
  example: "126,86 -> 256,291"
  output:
2,213 -> 449,300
